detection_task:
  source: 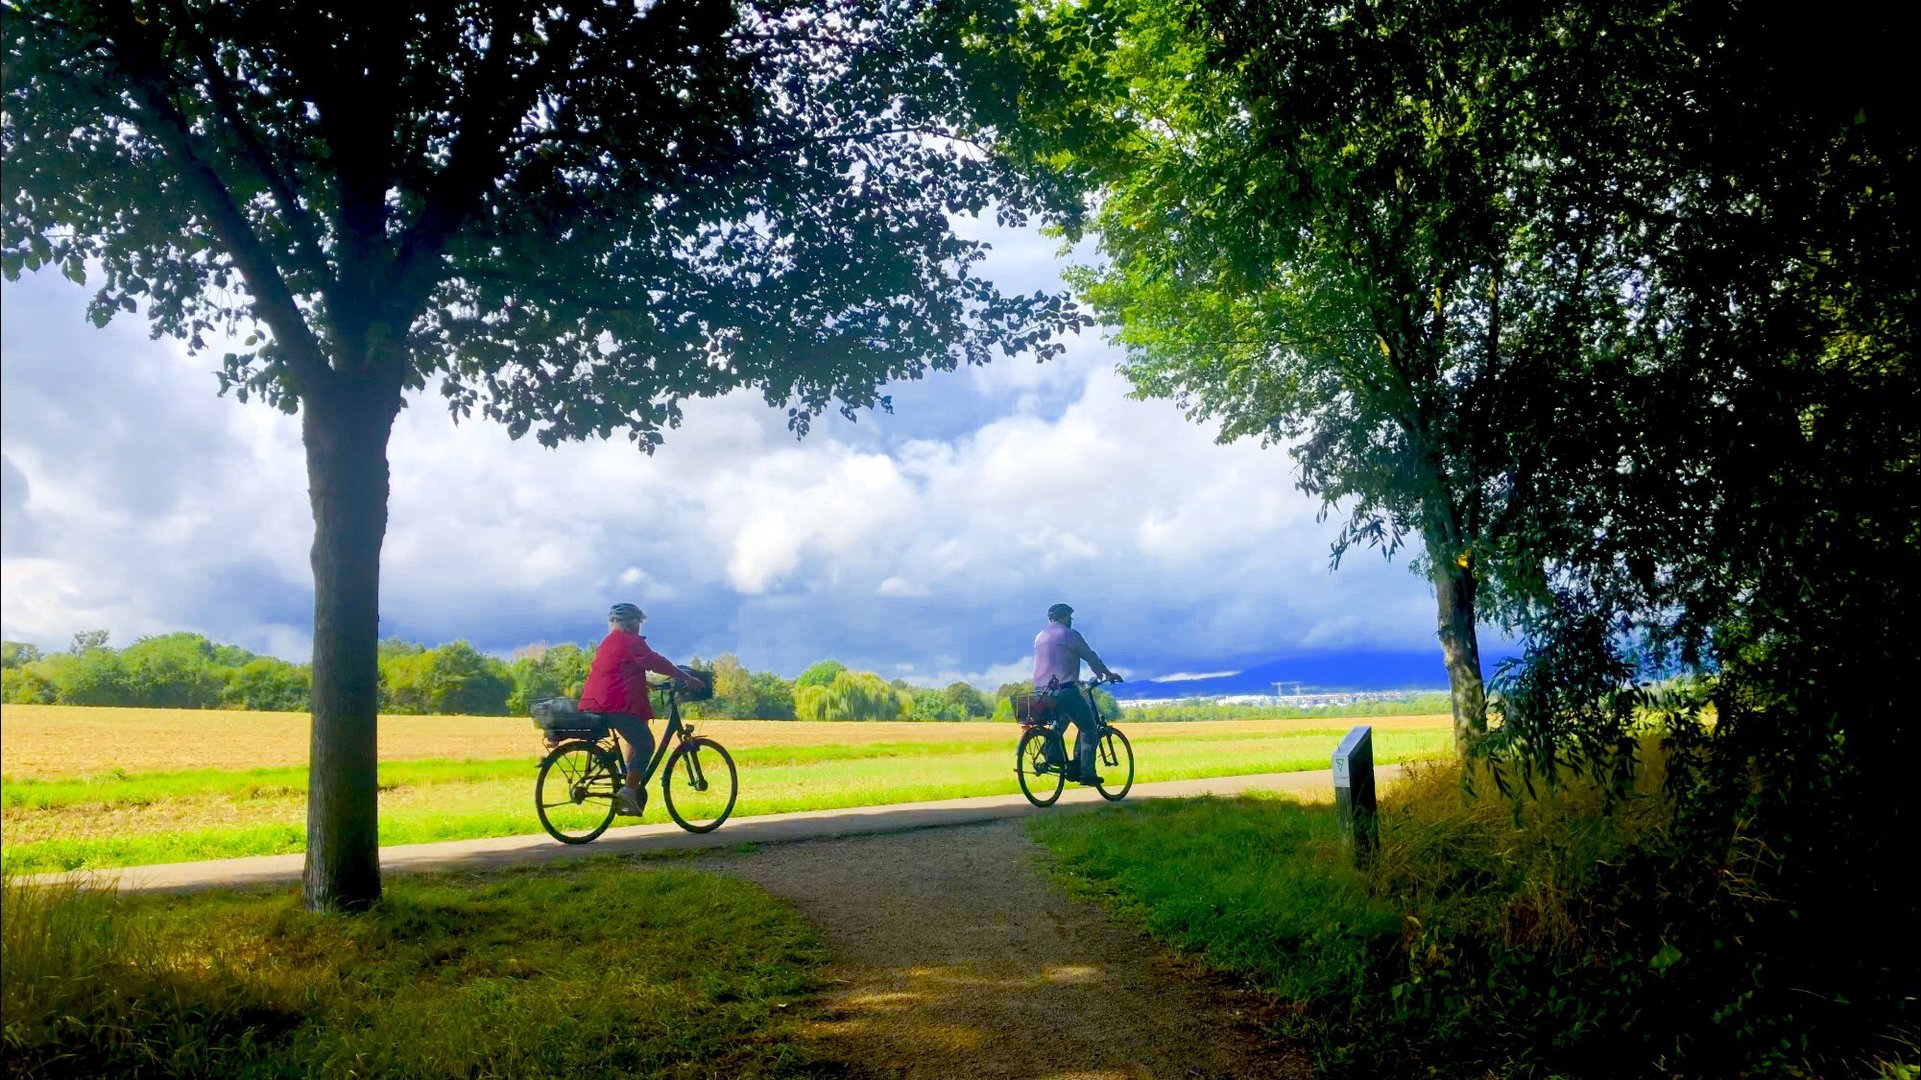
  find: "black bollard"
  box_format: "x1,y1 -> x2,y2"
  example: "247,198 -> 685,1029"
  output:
1332,724 -> 1378,865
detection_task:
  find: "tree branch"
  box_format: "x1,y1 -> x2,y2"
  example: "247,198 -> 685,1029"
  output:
160,0 -> 330,288
390,3 -> 586,315
102,2 -> 330,391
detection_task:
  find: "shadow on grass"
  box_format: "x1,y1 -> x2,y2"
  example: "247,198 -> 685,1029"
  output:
1,859 -> 844,1078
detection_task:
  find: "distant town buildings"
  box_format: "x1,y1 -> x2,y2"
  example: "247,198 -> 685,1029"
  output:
1114,689 -> 1426,709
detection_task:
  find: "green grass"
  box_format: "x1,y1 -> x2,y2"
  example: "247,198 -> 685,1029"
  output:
1029,794 -> 1399,1006
1024,759 -> 1919,1078
0,860 -> 831,1078
2,725 -> 1452,873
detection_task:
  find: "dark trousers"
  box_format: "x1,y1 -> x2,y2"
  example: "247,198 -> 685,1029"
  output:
1045,686 -> 1100,774
607,714 -> 654,783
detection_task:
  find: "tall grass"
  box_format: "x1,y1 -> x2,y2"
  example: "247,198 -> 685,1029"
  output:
0,861 -> 832,1077
1028,751 -> 1916,1078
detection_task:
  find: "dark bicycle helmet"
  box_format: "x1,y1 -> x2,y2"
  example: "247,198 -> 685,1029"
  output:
1046,603 -> 1074,621
609,602 -> 645,623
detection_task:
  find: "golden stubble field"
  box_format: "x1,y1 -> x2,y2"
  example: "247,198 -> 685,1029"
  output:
0,703 -> 1451,778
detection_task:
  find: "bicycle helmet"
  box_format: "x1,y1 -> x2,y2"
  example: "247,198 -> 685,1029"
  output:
1046,603 -> 1074,621
608,602 -> 645,623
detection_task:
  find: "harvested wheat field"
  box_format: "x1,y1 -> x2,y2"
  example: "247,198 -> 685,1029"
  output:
0,703 -> 1448,778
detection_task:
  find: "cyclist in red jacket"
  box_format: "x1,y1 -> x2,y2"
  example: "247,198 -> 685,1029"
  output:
579,602 -> 704,816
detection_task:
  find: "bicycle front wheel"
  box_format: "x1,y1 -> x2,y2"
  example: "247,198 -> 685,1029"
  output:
1016,728 -> 1065,807
663,737 -> 738,833
536,741 -> 620,843
1095,726 -> 1134,801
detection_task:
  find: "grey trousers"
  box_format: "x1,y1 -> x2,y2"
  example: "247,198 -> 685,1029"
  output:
606,715 -> 654,783
1046,685 -> 1100,774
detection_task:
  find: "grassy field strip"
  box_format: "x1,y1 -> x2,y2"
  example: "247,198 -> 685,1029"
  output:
1,725 -> 1452,872
0,703 -> 1452,777
2,727 -> 1411,809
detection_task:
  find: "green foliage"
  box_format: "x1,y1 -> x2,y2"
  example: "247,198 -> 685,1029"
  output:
940,681 -> 991,719
747,672 -> 797,721
506,642 -> 591,715
794,660 -> 847,690
45,648 -> 135,706
680,653 -> 797,721
791,667 -> 907,722
2,0 -> 1082,435
1,864 -> 831,1077
910,690 -> 965,723
378,640 -> 513,715
1,641 -> 43,668
219,657 -> 308,711
1029,759 -> 1915,1078
117,633 -> 227,708
0,666 -> 56,704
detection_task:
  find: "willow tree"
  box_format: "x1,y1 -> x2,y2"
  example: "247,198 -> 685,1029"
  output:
3,0 -> 1080,909
1003,0 -> 1680,753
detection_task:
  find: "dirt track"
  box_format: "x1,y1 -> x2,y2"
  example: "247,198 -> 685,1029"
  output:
707,819 -> 1308,1080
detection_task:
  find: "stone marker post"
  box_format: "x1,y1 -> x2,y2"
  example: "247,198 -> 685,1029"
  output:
1332,724 -> 1378,865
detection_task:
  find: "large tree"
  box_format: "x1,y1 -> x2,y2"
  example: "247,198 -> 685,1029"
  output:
3,0 -> 1080,909
1001,0 -> 1697,753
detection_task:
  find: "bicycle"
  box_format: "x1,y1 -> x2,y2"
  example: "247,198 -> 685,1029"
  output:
1013,672 -> 1135,807
531,677 -> 739,843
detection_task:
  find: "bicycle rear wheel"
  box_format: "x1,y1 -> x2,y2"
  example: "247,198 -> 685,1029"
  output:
1095,726 -> 1134,801
663,737 -> 738,833
1016,728 -> 1065,807
536,740 -> 620,843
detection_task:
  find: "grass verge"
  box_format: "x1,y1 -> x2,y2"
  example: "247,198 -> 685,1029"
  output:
1028,759 -> 1919,1078
0,860 -> 832,1078
1,725 -> 1452,872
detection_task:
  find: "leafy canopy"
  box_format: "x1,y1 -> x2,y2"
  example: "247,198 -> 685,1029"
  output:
3,0 -> 1085,440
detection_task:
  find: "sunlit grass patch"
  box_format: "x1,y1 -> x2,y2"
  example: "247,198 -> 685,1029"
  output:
1024,753 -> 1907,1077
0,860 -> 831,1078
1,711 -> 1453,873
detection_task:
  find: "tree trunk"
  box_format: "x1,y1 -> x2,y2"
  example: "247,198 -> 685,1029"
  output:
1434,555 -> 1488,756
301,376 -> 402,912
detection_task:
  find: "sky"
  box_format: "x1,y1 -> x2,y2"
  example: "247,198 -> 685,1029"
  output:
0,219 -> 1481,692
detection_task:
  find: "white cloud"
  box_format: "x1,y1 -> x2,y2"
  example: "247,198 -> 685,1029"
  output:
2,227 -> 1448,681
1156,670 -> 1245,682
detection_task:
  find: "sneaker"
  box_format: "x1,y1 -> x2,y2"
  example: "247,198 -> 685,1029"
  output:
1078,772 -> 1105,787
614,789 -> 646,817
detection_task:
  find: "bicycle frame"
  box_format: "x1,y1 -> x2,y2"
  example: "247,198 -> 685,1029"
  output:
1028,678 -> 1114,751
607,685 -> 700,787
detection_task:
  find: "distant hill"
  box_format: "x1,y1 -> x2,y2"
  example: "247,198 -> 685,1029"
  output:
1108,649 -> 1479,700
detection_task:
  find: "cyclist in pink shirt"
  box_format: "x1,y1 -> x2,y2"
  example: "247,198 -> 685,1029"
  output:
1033,602 -> 1120,784
580,602 -> 704,816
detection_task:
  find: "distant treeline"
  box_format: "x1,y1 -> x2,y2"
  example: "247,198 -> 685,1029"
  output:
1,632 -> 1451,723
0,632 -> 997,722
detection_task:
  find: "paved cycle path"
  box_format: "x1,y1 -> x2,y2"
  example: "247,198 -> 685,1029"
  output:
42,765 -> 1403,894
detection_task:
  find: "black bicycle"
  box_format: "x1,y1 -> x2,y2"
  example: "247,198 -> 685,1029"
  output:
532,677 -> 738,843
1014,672 -> 1135,807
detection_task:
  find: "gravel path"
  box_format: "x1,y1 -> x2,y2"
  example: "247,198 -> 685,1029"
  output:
706,819 -> 1308,1080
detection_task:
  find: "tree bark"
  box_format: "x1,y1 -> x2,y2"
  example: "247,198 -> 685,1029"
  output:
1434,555 -> 1488,756
301,375 -> 402,912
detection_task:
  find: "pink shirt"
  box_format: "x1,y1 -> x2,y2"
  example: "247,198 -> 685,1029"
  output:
1033,622 -> 1097,687
578,630 -> 683,719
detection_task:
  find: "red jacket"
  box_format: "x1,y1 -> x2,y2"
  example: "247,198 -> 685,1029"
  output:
578,629 -> 682,719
